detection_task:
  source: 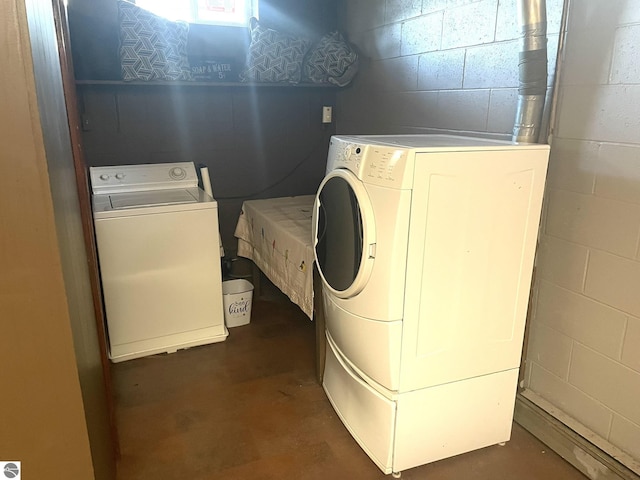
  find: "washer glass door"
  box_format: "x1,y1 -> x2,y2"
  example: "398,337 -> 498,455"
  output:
313,169 -> 375,299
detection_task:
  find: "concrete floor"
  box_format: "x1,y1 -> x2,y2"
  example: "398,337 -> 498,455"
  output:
113,285 -> 587,480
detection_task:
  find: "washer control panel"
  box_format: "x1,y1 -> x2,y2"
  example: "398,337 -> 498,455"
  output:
90,162 -> 198,194
326,136 -> 410,189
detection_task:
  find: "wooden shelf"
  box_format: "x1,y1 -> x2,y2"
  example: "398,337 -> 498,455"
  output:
75,79 -> 338,88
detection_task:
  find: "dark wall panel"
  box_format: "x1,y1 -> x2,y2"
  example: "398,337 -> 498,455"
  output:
78,85 -> 336,252
70,0 -> 339,254
68,0 -> 338,81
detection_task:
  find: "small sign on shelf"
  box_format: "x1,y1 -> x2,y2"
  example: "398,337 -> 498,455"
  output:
189,57 -> 239,82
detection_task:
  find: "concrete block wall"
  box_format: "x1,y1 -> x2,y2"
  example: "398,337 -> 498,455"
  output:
525,0 -> 640,464
336,0 -> 562,136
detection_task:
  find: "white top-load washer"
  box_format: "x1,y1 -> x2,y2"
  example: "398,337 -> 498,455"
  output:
91,162 -> 228,362
312,135 -> 549,475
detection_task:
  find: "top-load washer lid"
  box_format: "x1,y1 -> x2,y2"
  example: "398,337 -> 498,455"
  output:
92,186 -> 216,218
109,189 -> 198,209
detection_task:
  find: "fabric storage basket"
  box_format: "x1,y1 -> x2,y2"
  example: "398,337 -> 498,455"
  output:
222,279 -> 254,327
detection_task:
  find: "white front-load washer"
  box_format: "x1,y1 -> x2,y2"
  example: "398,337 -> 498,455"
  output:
91,162 -> 228,362
313,135 -> 549,475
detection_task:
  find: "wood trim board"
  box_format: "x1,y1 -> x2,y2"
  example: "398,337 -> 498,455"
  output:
514,394 -> 639,480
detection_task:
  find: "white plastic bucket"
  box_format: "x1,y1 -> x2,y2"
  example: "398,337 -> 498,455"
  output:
222,279 -> 254,328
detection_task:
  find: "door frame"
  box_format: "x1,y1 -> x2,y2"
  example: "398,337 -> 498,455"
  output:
51,0 -> 120,461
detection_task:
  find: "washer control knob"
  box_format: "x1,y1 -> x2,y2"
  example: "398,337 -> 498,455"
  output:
169,167 -> 186,180
115,173 -> 125,180
99,174 -> 109,181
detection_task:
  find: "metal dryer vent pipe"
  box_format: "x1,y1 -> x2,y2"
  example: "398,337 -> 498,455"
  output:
512,0 -> 548,144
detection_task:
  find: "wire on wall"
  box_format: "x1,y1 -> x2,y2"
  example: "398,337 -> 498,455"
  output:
217,132 -> 329,200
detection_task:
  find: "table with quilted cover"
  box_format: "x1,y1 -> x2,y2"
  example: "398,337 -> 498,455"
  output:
234,195 -> 315,319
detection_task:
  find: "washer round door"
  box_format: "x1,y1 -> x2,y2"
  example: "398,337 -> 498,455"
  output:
313,169 -> 376,299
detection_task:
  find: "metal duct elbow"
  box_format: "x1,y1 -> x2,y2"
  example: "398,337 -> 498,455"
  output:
513,0 -> 548,144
